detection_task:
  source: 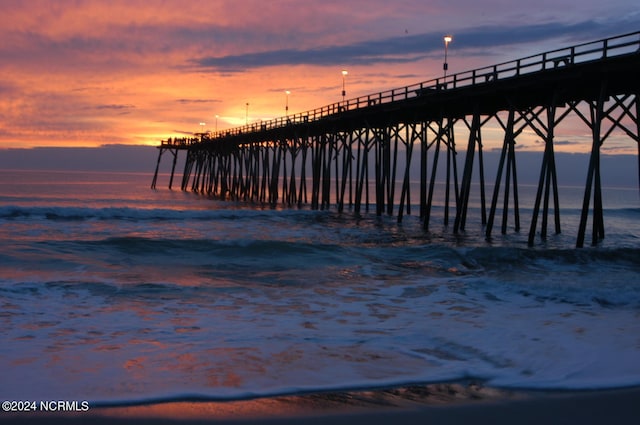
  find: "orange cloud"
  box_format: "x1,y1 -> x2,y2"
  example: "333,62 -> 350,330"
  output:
0,1 -> 636,151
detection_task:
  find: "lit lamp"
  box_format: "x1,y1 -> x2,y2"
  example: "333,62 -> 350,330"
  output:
285,90 -> 290,116
199,122 -> 206,133
443,35 -> 453,78
341,70 -> 348,102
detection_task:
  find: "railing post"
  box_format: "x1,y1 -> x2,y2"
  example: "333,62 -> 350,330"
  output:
571,46 -> 575,64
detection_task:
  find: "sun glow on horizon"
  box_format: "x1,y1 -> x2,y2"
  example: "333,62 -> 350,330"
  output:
0,1 -> 637,156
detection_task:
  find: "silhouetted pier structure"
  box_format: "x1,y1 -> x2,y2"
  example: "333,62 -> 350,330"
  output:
152,31 -> 640,247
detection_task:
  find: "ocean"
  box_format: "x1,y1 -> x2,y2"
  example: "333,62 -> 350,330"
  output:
1,168 -> 639,405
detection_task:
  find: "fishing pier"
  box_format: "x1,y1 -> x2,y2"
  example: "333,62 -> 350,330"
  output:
152,31 -> 640,247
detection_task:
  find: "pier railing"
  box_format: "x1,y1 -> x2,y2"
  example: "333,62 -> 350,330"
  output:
161,30 -> 639,146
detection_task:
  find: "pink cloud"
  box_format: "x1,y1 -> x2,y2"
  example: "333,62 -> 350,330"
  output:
0,0 -> 636,150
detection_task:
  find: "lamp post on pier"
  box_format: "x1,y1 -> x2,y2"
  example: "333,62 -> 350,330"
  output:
285,90 -> 290,117
245,103 -> 249,125
443,35 -> 453,78
341,69 -> 348,102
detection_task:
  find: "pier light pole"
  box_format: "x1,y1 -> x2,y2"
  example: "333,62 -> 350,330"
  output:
341,70 -> 348,102
285,90 -> 290,116
443,35 -> 453,78
199,122 -> 206,134
245,103 -> 249,125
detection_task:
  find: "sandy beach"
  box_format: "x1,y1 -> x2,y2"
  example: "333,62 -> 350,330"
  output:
2,383 -> 639,424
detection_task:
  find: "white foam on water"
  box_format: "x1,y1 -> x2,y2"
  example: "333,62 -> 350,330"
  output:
1,170 -> 639,403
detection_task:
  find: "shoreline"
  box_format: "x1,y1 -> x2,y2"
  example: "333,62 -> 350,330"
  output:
2,383 -> 639,424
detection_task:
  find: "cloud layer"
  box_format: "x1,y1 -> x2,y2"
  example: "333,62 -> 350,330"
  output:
0,0 -> 637,151
193,19 -> 637,71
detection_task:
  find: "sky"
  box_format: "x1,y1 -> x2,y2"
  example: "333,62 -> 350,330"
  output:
0,0 -> 638,152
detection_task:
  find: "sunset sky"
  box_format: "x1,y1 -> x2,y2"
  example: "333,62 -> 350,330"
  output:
0,0 -> 637,151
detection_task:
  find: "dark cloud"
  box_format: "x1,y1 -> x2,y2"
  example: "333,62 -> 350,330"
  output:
556,140 -> 582,146
94,104 -> 136,110
90,103 -> 136,116
172,129 -> 197,136
534,139 -> 585,147
192,19 -> 636,71
176,99 -> 221,104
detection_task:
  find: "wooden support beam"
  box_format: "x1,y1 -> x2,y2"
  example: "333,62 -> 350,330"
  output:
454,107 -> 482,233
527,98 -> 562,245
397,123 -> 418,223
338,132 -> 351,213
487,109 -> 517,238
151,147 -> 165,189
298,136 -> 309,207
423,124 -> 441,231
577,81 -> 608,247
387,125 -> 398,216
444,123 -> 459,227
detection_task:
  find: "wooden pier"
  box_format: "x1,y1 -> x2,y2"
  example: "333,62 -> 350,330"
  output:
152,31 -> 640,247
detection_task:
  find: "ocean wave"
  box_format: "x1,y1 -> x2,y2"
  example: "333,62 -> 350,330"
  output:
451,245 -> 640,309
458,245 -> 640,268
0,235 -> 355,281
0,204 -> 322,223
6,202 -> 636,225
2,242 -> 640,401
91,235 -> 348,258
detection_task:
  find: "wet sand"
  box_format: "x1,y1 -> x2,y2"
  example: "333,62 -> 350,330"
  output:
1,383 -> 639,424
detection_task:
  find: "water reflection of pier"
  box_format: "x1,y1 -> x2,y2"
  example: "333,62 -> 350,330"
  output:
152,31 -> 640,247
